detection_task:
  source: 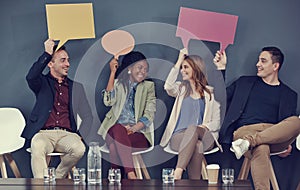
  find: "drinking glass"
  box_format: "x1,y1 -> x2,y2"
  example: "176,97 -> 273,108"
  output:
162,168 -> 174,184
222,168 -> 234,184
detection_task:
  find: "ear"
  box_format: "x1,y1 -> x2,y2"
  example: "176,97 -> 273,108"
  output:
48,61 -> 53,68
273,62 -> 280,71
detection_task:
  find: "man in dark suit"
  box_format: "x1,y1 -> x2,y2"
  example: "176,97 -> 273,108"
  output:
214,47 -> 300,189
22,39 -> 93,178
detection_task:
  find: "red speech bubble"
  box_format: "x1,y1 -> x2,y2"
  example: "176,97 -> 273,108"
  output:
176,7 -> 238,52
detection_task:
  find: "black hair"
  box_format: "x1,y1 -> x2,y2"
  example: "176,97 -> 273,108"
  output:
116,51 -> 148,91
262,46 -> 284,70
53,44 -> 66,53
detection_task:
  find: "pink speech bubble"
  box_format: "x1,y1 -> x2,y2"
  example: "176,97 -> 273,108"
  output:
101,30 -> 135,59
176,7 -> 238,52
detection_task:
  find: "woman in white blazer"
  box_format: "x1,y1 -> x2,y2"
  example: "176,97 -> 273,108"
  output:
160,48 -> 221,180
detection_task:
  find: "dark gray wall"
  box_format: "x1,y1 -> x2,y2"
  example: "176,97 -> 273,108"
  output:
1,0 -> 299,189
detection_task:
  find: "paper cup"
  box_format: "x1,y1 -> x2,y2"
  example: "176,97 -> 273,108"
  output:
206,164 -> 220,184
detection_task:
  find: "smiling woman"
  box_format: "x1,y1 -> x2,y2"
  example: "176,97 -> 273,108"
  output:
160,48 -> 222,180
98,51 -> 156,180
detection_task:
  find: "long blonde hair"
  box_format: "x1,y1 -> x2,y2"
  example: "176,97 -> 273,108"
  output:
180,55 -> 211,100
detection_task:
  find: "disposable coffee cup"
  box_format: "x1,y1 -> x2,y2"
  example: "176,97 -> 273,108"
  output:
206,164 -> 220,184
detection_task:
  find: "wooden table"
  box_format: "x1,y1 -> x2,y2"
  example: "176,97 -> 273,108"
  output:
0,178 -> 253,190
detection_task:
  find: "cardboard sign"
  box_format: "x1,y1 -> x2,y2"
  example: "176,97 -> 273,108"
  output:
101,30 -> 135,59
46,3 -> 95,50
176,7 -> 238,51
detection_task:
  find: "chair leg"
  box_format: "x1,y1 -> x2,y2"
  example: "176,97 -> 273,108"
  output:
238,156 -> 279,189
46,156 -> 51,166
0,155 -> 8,178
269,160 -> 279,190
136,154 -> 150,179
3,153 -> 21,178
132,155 -> 143,179
238,157 -> 251,180
201,158 -> 208,180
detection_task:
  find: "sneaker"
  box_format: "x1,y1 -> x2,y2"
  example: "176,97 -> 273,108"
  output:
231,139 -> 250,159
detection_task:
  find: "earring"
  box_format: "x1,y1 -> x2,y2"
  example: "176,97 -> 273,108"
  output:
128,70 -> 131,74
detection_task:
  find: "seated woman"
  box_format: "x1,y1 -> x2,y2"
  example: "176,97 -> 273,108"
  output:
160,48 -> 222,180
98,51 -> 156,179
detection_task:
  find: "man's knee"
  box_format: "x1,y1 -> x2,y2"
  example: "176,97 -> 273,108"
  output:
31,134 -> 49,154
288,116 -> 300,130
71,141 -> 86,158
233,126 -> 248,140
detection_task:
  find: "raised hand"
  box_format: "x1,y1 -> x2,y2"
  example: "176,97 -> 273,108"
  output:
175,48 -> 188,68
44,39 -> 55,55
109,58 -> 119,74
213,50 -> 227,70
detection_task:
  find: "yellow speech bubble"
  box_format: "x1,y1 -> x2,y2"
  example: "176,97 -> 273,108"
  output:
46,3 -> 95,50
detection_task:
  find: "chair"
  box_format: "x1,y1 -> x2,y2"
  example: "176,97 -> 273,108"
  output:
163,142 -> 220,180
296,134 -> 300,151
100,143 -> 153,179
238,149 -> 287,190
297,115 -> 300,151
100,123 -> 154,180
0,107 -> 26,178
26,148 -> 65,167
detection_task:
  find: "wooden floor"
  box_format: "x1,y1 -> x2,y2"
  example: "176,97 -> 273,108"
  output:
0,178 -> 253,190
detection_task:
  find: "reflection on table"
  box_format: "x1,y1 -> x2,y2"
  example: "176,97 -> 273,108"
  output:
0,178 -> 253,190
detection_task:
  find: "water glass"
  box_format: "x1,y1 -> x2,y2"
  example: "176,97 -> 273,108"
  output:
72,168 -> 80,183
108,168 -> 121,184
43,167 -> 56,183
222,168 -> 234,184
162,168 -> 174,184
78,168 -> 86,183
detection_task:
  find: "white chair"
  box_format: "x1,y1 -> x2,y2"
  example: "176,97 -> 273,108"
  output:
100,143 -> 153,179
100,124 -> 154,179
238,149 -> 287,190
0,107 -> 26,178
26,148 -> 66,167
163,142 -> 220,180
296,134 -> 300,151
297,115 -> 300,151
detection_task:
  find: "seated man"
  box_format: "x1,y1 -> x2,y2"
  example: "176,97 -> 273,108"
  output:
214,46 -> 300,190
22,39 -> 93,178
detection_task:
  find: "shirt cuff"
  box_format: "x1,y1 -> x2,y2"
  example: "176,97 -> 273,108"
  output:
101,89 -> 115,98
139,117 -> 151,128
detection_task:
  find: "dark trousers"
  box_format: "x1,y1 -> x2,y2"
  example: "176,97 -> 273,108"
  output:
105,124 -> 149,174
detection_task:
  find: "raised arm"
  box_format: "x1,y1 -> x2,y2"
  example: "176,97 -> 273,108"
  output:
106,58 -> 118,91
174,48 -> 188,69
164,48 -> 188,97
26,39 -> 55,93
